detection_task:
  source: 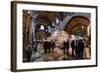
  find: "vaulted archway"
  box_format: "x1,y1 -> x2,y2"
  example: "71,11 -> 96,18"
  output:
64,16 -> 90,37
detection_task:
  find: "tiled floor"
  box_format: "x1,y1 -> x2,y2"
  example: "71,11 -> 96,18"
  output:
29,47 -> 90,62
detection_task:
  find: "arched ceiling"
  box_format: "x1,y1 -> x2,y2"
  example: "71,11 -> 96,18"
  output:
64,16 -> 90,36
34,11 -> 70,40
34,11 -> 69,26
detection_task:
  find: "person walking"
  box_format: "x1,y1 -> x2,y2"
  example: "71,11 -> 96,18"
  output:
77,39 -> 85,59
63,40 -> 69,55
51,40 -> 55,52
71,40 -> 75,57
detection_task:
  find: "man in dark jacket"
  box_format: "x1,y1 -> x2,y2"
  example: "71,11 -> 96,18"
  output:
71,40 -> 75,57
47,41 -> 52,53
51,40 -> 55,52
77,39 -> 85,59
43,41 -> 51,53
75,40 -> 79,59
43,41 -> 48,53
63,41 -> 69,55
